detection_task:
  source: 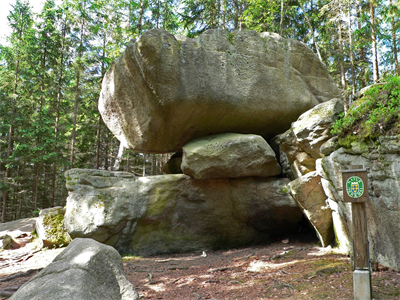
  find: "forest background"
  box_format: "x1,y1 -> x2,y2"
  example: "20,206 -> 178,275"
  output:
0,0 -> 399,223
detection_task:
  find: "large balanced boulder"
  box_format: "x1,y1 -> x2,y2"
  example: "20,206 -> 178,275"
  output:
9,238 -> 138,300
99,29 -> 341,153
322,144 -> 400,270
64,169 -> 302,256
181,133 -> 281,179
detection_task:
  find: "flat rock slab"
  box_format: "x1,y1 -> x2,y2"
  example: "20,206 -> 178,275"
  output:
99,29 -> 341,153
181,133 -> 281,179
0,218 -> 37,237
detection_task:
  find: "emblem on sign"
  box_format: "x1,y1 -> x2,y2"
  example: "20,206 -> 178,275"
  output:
346,176 -> 364,198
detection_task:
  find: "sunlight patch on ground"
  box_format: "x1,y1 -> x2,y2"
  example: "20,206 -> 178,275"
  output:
176,276 -> 197,287
307,245 -> 334,256
247,260 -> 300,272
144,282 -> 166,292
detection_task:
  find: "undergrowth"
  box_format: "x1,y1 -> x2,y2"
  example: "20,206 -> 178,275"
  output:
331,75 -> 400,149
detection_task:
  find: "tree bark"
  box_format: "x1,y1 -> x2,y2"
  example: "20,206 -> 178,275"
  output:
337,18 -> 346,91
3,52 -> 20,222
151,154 -> 156,175
96,31 -> 107,169
337,7 -> 347,112
104,132 -> 109,170
348,7 -> 356,96
33,163 -> 39,210
298,0 -> 322,62
142,153 -> 146,177
138,0 -> 146,34
357,4 -> 366,88
70,17 -> 85,168
370,1 -> 379,83
51,18 -> 67,207
280,0 -> 285,36
390,0 -> 399,75
113,142 -> 125,171
392,18 -> 399,75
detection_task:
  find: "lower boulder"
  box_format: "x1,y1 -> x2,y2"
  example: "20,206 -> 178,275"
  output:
64,169 -> 302,256
9,238 -> 138,300
181,133 -> 281,179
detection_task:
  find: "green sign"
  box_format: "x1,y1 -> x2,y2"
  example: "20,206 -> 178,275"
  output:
346,176 -> 365,198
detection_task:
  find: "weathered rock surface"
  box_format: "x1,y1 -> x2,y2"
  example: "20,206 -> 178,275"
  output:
321,144 -> 400,270
276,98 -> 344,179
64,169 -> 302,256
291,98 -> 343,159
36,207 -> 71,248
9,238 -> 138,300
99,29 -> 341,153
277,129 -> 316,179
181,133 -> 281,179
64,169 -> 138,244
0,218 -> 35,250
288,171 -> 333,247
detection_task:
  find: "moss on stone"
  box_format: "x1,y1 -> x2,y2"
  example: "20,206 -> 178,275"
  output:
147,187 -> 172,216
278,185 -> 290,195
43,209 -> 71,247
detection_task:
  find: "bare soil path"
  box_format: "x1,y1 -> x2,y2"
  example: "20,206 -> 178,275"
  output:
1,234 -> 399,299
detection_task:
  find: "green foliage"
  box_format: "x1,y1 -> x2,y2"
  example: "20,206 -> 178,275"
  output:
331,76 -> 400,148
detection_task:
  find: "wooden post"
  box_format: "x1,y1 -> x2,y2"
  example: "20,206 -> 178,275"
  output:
352,202 -> 369,269
342,165 -> 372,300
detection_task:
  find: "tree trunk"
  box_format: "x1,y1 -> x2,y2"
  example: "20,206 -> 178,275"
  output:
370,1 -> 379,83
298,0 -> 322,62
126,151 -> 130,172
70,15 -> 85,168
3,55 -> 20,222
390,0 -> 399,75
348,7 -> 356,96
70,71 -> 80,168
392,18 -> 399,75
33,163 -> 39,210
233,0 -> 239,29
51,18 -> 66,208
113,142 -> 125,171
142,153 -> 146,177
337,10 -> 347,112
280,0 -> 285,36
138,0 -> 146,34
222,0 -> 226,29
105,132 -> 109,170
96,31 -> 107,169
357,4 -> 366,88
151,154 -> 156,175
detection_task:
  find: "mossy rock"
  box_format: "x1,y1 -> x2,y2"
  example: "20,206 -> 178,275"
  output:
36,207 -> 71,248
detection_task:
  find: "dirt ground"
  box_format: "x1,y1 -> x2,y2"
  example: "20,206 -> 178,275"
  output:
1,233 -> 400,299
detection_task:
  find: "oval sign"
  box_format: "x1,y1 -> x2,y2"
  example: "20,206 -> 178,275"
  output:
346,176 -> 365,198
